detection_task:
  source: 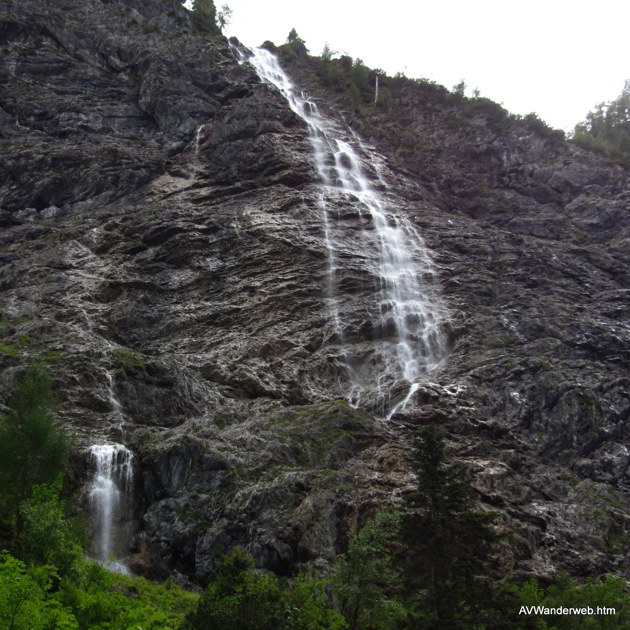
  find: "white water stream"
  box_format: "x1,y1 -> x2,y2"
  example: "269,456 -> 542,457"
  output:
245,47 -> 447,416
88,444 -> 134,574
105,369 -> 125,437
189,123 -> 205,181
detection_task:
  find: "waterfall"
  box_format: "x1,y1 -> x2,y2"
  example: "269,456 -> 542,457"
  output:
246,47 -> 447,416
105,370 -> 125,438
88,444 -> 134,574
189,124 -> 205,181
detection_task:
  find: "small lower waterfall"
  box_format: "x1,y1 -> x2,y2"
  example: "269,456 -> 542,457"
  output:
88,444 -> 134,574
245,47 -> 448,416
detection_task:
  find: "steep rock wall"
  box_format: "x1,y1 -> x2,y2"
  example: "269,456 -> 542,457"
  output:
1,0 -> 629,582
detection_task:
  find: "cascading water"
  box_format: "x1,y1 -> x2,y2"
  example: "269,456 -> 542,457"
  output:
105,370 -> 125,438
88,444 -> 134,574
245,47 -> 447,416
189,124 -> 205,181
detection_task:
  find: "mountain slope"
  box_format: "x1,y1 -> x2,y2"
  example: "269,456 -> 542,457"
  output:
1,0 -> 629,582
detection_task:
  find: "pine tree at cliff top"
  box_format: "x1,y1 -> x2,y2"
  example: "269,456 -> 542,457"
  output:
192,0 -> 220,35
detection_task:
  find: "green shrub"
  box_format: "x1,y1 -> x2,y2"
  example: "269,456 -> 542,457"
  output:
0,551 -> 72,630
573,80 -> 630,162
18,477 -> 83,576
350,59 -> 369,93
499,573 -> 630,629
333,511 -> 407,630
112,347 -> 147,375
185,548 -> 346,630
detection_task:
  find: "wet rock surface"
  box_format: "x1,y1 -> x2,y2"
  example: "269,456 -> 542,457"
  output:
1,0 -> 630,582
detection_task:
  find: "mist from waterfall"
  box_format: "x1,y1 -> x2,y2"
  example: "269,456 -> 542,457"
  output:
88,444 -> 134,574
246,47 -> 447,416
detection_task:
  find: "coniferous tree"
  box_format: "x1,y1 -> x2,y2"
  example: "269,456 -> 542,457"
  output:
573,80 -> 630,160
192,0 -> 219,35
401,426 -> 499,629
217,4 -> 232,30
333,511 -> 406,630
0,368 -> 70,526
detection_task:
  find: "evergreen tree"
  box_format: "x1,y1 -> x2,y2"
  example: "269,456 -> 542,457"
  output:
192,0 -> 219,35
0,368 -> 70,527
401,426 -> 499,629
573,79 -> 630,160
350,58 -> 369,93
185,548 -> 283,630
287,27 -> 299,43
217,4 -> 232,30
333,511 -> 407,630
452,79 -> 467,96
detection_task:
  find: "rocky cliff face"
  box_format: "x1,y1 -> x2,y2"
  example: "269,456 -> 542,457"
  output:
1,0 -> 629,583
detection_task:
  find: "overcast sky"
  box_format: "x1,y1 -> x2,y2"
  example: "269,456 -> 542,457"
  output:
214,0 -> 629,131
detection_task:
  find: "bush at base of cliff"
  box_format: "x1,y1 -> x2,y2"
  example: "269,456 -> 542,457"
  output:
496,574 -> 630,629
0,552 -> 78,630
17,477 -> 83,577
333,511 -> 407,630
184,547 -> 347,630
1,474 -> 199,629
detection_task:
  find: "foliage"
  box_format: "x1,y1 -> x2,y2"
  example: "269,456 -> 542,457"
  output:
185,548 -> 346,630
572,80 -> 630,162
217,4 -> 232,30
283,570 -> 348,630
0,368 -> 70,523
1,546 -> 199,630
2,467 -> 201,629
452,79 -> 467,96
520,112 -> 565,141
496,573 -> 630,629
192,0 -> 219,35
287,27 -> 300,43
400,426 -> 500,628
333,511 -> 407,630
0,311 -> 61,365
350,58 -> 369,94
18,477 -> 83,577
62,560 -> 198,630
0,551 -> 71,630
321,43 -> 333,62
112,347 -> 147,375
376,86 -> 393,111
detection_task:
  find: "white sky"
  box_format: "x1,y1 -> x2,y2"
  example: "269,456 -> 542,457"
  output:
216,0 -> 629,131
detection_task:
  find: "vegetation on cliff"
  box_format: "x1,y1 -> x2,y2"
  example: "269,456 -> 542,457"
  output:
2,383 -> 627,630
573,81 -> 630,163
274,36 -> 565,143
